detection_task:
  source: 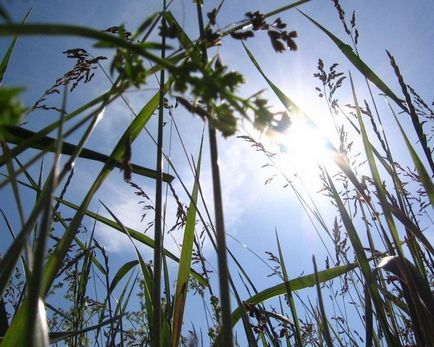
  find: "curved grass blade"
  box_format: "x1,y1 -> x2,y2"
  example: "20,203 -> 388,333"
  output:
3,126 -> 174,182
171,135 -> 203,347
0,23 -> 174,71
110,271 -> 138,345
229,262 -> 358,326
109,260 -> 139,294
299,11 -> 406,112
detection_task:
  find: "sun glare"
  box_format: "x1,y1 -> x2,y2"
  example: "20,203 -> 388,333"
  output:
274,117 -> 335,187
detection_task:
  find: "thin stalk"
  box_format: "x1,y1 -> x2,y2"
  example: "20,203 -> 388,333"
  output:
152,2 -> 167,346
195,3 -> 233,346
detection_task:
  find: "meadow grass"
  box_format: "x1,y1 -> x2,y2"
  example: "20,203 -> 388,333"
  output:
0,0 -> 433,346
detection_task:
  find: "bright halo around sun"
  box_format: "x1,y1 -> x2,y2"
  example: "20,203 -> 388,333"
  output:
273,116 -> 335,188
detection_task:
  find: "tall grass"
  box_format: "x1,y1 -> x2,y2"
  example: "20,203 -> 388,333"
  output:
0,0 -> 433,346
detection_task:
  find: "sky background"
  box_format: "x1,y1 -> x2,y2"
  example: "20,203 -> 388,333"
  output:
1,0 -> 433,343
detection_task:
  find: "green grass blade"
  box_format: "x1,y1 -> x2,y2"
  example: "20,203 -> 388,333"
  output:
299,11 -> 405,112
229,262 -> 357,326
109,260 -> 139,294
0,173 -> 57,299
0,9 -> 31,84
0,23 -> 174,71
3,126 -> 174,182
349,73 -> 402,253
152,10 -> 168,345
110,271 -> 138,344
243,42 -> 308,120
163,11 -> 199,62
0,38 -> 16,84
0,299 -> 49,347
364,285 -> 374,347
171,135 -> 203,347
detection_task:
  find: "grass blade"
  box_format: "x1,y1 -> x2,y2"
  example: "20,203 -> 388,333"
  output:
109,260 -> 139,294
0,23 -> 174,71
171,136 -> 203,347
0,9 -> 31,84
0,85 -> 123,168
3,126 -> 174,182
349,72 -> 402,252
229,262 -> 357,326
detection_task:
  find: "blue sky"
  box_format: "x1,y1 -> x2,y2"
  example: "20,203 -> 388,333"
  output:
1,0 -> 433,344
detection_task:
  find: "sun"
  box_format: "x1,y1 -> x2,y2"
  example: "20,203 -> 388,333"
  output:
273,116 -> 336,188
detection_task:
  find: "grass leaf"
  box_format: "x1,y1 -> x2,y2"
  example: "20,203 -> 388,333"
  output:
230,262 -> 357,326
0,9 -> 31,84
171,136 -> 203,347
3,126 -> 174,182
